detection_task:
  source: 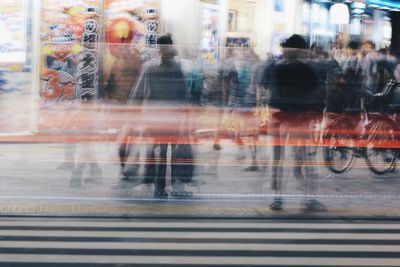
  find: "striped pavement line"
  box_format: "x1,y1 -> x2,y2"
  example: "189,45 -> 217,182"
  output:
0,221 -> 400,229
0,218 -> 399,266
0,241 -> 399,252
1,193 -> 400,201
0,202 -> 399,217
1,230 -> 400,239
0,255 -> 399,266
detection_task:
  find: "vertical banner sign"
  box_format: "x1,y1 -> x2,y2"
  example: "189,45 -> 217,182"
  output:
79,5 -> 102,102
144,13 -> 159,47
103,0 -> 160,82
40,0 -> 102,103
142,0 -> 160,61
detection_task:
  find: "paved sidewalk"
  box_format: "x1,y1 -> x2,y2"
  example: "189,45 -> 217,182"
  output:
0,139 -> 400,217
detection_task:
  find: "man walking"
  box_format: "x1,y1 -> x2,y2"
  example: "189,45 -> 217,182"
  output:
128,34 -> 193,198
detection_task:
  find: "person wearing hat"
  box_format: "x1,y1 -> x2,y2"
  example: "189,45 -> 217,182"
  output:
262,34 -> 325,211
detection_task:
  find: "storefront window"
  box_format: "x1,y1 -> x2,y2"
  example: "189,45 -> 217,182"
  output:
350,17 -> 362,35
384,16 -> 392,39
199,1 -> 219,64
0,0 -> 28,70
40,0 -> 103,103
0,0 -> 33,134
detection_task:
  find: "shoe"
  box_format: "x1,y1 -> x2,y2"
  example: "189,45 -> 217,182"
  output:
269,197 -> 283,211
154,190 -> 168,199
244,165 -> 259,171
171,191 -> 193,199
303,199 -> 326,212
213,143 -> 222,151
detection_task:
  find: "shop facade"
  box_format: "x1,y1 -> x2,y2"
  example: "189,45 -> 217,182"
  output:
304,0 -> 395,50
0,0 -> 398,135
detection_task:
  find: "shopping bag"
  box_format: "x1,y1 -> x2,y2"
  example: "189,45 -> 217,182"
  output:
171,143 -> 195,184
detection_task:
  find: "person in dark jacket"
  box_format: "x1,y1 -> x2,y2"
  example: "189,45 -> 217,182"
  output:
263,34 -> 325,211
127,34 -> 193,199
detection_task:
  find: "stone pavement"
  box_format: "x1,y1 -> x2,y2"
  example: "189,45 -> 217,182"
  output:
0,136 -> 400,217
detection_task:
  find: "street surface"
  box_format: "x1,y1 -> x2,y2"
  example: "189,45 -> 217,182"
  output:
0,136 -> 399,217
0,217 -> 399,266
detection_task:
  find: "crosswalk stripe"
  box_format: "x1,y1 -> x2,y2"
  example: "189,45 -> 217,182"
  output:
0,218 -> 399,266
0,241 -> 399,252
0,255 -> 400,266
1,230 -> 399,239
0,221 -> 399,229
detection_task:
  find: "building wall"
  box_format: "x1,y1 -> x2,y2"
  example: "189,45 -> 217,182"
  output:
160,0 -> 202,50
159,0 -> 304,60
253,0 -> 303,58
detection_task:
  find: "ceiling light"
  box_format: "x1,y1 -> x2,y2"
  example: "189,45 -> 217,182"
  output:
329,3 -> 350,24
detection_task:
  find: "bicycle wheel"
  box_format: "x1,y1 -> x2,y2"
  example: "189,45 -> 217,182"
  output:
365,119 -> 397,175
323,120 -> 356,174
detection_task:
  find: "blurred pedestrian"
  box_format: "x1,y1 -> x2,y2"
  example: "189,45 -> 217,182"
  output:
341,40 -> 363,109
262,34 -> 325,211
104,45 -> 141,104
127,34 -> 194,198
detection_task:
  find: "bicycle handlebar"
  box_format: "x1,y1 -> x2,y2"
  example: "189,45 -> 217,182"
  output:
365,79 -> 399,98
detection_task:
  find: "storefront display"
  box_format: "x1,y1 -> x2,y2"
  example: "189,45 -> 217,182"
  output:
0,0 -> 33,134
200,3 -> 219,64
226,36 -> 250,47
4,0 -> 396,136
0,0 -> 28,71
104,0 -> 160,56
40,0 -> 103,103
103,0 -> 160,93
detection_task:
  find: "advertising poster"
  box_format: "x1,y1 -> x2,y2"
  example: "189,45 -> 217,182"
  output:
103,0 -> 160,102
200,4 -> 219,64
40,0 -> 103,103
0,0 -> 33,134
0,0 -> 27,69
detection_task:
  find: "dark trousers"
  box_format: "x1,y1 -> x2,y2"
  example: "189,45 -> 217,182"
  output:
148,143 -> 193,192
270,115 -> 318,196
